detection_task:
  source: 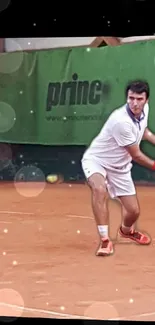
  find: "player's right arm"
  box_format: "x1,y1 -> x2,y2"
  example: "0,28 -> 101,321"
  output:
113,121 -> 155,170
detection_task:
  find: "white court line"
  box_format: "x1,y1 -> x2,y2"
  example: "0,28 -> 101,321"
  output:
110,310 -> 155,321
78,298 -> 129,306
32,271 -> 46,275
0,211 -> 34,215
36,293 -> 51,297
18,261 -> 51,265
0,303 -> 93,320
66,214 -> 93,220
0,221 -> 12,224
0,302 -> 155,320
128,311 -> 155,320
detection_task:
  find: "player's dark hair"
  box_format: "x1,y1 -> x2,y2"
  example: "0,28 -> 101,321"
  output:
125,80 -> 150,99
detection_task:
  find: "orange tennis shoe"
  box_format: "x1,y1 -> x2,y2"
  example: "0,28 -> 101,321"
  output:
96,237 -> 114,256
118,226 -> 151,245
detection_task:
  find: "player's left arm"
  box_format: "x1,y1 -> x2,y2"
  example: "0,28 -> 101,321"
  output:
142,127 -> 155,145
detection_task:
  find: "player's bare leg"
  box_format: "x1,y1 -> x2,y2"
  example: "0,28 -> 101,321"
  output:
87,173 -> 114,256
118,195 -> 151,245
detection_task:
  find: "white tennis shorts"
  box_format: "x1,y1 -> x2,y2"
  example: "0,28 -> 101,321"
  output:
81,159 -> 136,198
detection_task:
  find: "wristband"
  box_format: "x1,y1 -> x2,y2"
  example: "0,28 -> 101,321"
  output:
152,161 -> 155,170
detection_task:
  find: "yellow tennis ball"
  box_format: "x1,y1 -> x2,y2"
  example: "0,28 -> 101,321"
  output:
46,174 -> 58,183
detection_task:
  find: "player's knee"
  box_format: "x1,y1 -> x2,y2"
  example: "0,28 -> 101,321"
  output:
130,206 -> 140,219
88,173 -> 107,200
91,184 -> 107,200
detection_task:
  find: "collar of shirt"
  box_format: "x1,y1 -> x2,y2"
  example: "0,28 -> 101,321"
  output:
126,104 -> 145,123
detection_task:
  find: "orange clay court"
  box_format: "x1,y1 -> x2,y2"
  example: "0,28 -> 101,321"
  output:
0,181 -> 155,321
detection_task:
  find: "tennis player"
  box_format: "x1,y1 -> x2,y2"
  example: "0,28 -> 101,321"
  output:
81,80 -> 155,256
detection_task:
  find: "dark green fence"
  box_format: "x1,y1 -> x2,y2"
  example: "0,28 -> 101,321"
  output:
0,144 -> 154,184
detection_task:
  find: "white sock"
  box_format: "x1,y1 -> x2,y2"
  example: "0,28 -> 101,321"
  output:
121,224 -> 132,234
98,225 -> 109,238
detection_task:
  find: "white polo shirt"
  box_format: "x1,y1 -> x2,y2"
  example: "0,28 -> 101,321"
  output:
82,103 -> 149,173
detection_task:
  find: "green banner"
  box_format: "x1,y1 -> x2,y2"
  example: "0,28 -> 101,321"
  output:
0,41 -> 155,151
